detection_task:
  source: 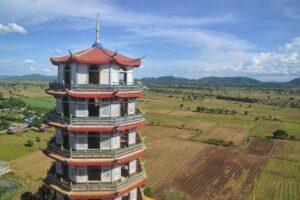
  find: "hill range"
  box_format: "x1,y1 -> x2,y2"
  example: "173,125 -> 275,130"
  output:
0,74 -> 299,87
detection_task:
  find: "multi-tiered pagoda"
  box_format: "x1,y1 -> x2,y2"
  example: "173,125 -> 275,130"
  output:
44,15 -> 147,200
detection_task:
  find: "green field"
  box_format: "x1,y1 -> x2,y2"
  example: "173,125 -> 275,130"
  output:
0,82 -> 299,199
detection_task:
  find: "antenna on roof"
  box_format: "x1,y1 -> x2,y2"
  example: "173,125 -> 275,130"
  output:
92,13 -> 103,48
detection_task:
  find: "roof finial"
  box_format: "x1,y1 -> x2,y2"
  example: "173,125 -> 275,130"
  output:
92,13 -> 103,48
96,13 -> 100,43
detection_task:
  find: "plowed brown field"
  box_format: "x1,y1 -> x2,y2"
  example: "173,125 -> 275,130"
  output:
153,138 -> 275,200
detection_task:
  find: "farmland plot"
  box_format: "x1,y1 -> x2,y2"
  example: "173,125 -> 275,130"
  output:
199,123 -> 250,146
152,138 -> 274,200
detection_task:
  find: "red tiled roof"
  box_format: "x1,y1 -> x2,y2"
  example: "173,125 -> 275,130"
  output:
50,47 -> 141,67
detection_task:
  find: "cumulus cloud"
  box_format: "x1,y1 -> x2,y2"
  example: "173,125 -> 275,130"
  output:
29,67 -> 36,71
236,36 -> 300,78
23,59 -> 35,64
0,23 -> 27,34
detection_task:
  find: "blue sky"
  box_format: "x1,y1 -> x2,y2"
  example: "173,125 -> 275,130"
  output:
0,0 -> 300,81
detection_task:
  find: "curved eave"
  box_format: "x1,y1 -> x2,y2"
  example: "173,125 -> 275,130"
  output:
67,120 -> 147,132
44,147 -> 147,166
71,177 -> 147,199
44,176 -> 147,199
45,89 -> 68,96
46,89 -> 144,99
50,54 -> 141,68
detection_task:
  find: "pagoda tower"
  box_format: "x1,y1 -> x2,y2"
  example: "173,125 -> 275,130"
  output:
44,15 -> 147,200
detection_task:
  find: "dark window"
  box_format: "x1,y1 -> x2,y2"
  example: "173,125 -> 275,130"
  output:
62,97 -> 69,116
62,132 -> 69,149
119,68 -> 127,85
64,65 -> 71,84
120,98 -> 128,117
88,134 -> 100,149
89,66 -> 99,84
88,167 -> 101,181
62,164 -> 69,180
88,98 -> 100,117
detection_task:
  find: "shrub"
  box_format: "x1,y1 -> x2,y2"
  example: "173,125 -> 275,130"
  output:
36,137 -> 41,142
0,119 -> 10,131
26,140 -> 34,147
289,135 -> 295,140
21,192 -> 36,200
29,118 -> 43,127
143,184 -> 153,197
272,129 -> 289,139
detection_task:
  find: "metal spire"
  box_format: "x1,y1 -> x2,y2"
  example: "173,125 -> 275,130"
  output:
92,13 -> 103,48
96,13 -> 100,44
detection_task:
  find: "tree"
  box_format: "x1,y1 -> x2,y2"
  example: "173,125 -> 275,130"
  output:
36,185 -> 53,200
244,111 -> 248,115
21,192 -> 36,200
272,129 -> 289,139
143,184 -> 153,197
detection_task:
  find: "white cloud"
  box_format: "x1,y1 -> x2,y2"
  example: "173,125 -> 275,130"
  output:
23,59 -> 35,64
42,68 -> 51,72
29,67 -> 36,71
0,58 -> 10,64
0,23 -> 27,34
0,0 -> 233,28
231,36 -> 300,80
56,48 -> 62,53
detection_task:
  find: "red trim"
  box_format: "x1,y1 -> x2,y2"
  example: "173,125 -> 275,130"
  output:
68,126 -> 115,132
118,121 -> 147,131
67,120 -> 146,132
116,91 -> 144,98
68,91 -> 113,98
51,47 -> 141,67
68,149 -> 147,167
70,179 -> 147,199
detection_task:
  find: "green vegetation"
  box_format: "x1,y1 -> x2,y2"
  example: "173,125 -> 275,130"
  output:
0,80 -> 299,199
0,172 -> 24,200
143,184 -> 153,197
0,131 -> 52,161
204,139 -> 234,147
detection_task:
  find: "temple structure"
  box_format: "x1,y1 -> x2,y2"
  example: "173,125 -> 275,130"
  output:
44,15 -> 147,200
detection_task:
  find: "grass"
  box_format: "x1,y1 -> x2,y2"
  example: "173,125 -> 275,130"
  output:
252,172 -> 300,200
0,130 -> 53,162
20,97 -> 55,109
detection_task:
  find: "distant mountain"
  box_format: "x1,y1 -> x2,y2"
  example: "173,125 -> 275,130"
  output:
0,74 -> 56,81
140,76 -> 300,87
0,74 -> 299,88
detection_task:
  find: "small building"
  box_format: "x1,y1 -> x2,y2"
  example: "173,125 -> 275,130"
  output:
0,160 -> 11,176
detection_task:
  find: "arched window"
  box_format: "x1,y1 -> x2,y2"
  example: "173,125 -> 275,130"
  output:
89,65 -> 99,84
64,65 -> 71,84
119,68 -> 127,85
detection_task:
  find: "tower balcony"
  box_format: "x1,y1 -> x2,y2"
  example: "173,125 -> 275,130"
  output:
46,132 -> 146,159
46,110 -> 146,131
44,159 -> 147,197
47,80 -> 144,98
